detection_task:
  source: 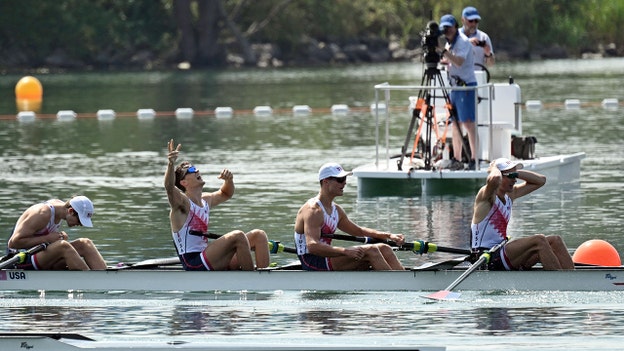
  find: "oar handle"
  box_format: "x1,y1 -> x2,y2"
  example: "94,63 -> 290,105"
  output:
321,233 -> 470,255
0,243 -> 48,269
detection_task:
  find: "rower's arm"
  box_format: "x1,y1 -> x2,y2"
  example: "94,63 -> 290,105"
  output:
472,167 -> 501,224
511,170 -> 546,200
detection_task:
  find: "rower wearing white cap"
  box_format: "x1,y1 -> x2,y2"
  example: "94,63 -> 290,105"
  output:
7,195 -> 106,270
293,162 -> 405,271
471,158 -> 574,270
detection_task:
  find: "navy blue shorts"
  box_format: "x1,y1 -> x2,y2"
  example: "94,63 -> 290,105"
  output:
179,252 -> 213,271
298,254 -> 331,271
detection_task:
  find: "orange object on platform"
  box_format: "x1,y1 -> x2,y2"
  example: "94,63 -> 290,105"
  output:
15,76 -> 43,100
572,239 -> 621,266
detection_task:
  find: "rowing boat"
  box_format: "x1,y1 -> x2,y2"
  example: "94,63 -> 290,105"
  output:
1,261 -> 623,292
0,333 -> 445,351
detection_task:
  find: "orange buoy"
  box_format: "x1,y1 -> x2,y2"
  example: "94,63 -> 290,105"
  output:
15,76 -> 43,112
15,76 -> 43,100
572,239 -> 621,266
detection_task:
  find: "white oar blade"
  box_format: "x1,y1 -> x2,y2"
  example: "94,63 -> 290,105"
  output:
424,290 -> 461,301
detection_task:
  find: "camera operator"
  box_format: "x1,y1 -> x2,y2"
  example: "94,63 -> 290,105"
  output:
438,14 -> 477,171
460,6 -> 494,68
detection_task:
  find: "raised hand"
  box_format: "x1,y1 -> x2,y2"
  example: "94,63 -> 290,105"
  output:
167,139 -> 181,164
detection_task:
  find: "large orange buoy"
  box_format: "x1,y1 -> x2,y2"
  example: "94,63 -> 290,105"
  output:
15,76 -> 43,112
572,239 -> 621,266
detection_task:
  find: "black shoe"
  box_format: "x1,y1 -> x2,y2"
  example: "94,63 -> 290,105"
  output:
448,159 -> 464,171
467,159 -> 476,170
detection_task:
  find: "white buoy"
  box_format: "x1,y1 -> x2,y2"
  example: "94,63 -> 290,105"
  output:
564,99 -> 581,109
330,104 -> 349,115
175,108 -> 193,119
525,100 -> 542,110
56,110 -> 76,121
370,102 -> 386,112
253,106 -> 272,116
292,105 -> 311,116
602,98 -> 619,110
137,108 -> 156,120
214,106 -> 233,118
97,109 -> 116,120
16,111 -> 36,122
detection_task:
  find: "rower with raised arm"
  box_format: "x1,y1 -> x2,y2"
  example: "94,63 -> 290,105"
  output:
294,163 -> 405,271
471,158 -> 574,270
7,195 -> 106,270
164,139 -> 270,271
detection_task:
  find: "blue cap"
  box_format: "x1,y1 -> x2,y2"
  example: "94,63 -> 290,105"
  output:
439,14 -> 457,30
462,6 -> 481,20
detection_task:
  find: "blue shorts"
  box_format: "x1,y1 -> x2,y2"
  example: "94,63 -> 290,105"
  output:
450,82 -> 477,123
179,252 -> 213,271
298,254 -> 332,271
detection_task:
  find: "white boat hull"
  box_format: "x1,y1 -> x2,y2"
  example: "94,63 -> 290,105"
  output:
1,265 -> 623,292
0,334 -> 445,351
353,152 -> 585,196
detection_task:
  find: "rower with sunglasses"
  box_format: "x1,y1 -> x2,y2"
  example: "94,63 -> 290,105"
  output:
470,158 -> 574,271
165,139 -> 270,271
460,6 -> 495,68
293,163 -> 405,271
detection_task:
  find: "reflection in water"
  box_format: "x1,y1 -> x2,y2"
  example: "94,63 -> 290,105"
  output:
475,308 -> 512,334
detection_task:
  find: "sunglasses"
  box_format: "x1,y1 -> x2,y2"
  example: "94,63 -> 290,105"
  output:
329,176 -> 347,184
468,19 -> 479,23
503,172 -> 519,179
183,166 -> 199,178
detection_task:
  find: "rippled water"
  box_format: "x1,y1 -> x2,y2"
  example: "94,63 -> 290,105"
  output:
0,59 -> 622,350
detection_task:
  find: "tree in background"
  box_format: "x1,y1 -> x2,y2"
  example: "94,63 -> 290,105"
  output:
0,0 -> 619,71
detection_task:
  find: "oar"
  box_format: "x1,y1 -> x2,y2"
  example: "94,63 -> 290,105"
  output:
202,232 -> 298,254
425,241 -> 505,301
0,243 -> 48,269
110,257 -> 182,270
321,233 -> 471,255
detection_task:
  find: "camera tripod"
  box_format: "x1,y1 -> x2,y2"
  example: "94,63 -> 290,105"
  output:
398,64 -> 470,171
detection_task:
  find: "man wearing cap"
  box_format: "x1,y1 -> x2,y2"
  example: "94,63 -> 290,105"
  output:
293,162 -> 405,271
471,158 -> 574,270
165,139 -> 270,271
438,14 -> 478,171
460,6 -> 495,68
7,195 -> 107,270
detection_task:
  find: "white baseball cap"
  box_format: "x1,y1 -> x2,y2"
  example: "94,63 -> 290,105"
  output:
493,158 -> 524,172
69,195 -> 94,227
318,163 -> 352,181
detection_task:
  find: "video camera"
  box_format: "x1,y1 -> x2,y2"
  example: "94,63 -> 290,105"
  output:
421,21 -> 442,68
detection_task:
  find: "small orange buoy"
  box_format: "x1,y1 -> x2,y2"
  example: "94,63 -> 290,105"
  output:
15,76 -> 43,100
572,239 -> 621,266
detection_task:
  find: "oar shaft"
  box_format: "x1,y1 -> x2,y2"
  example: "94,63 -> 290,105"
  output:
0,243 -> 48,269
443,241 -> 505,292
321,233 -> 470,255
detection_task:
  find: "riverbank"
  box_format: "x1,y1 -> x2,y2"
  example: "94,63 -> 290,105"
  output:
1,34 -> 620,74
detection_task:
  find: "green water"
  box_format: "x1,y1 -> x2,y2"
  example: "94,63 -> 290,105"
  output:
0,59 -> 622,350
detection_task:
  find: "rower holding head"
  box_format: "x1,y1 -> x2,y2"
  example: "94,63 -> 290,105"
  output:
7,195 -> 106,270
293,162 -> 405,271
471,158 -> 574,270
164,139 -> 270,271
